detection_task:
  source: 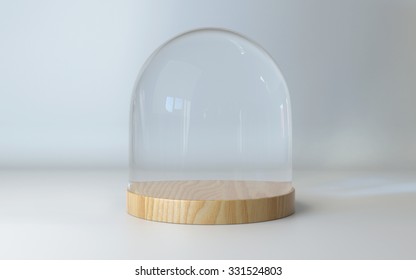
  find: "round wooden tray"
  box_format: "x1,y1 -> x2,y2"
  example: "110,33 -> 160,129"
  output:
127,180 -> 295,224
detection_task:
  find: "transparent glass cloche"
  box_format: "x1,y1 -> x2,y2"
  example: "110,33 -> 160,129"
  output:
128,28 -> 294,224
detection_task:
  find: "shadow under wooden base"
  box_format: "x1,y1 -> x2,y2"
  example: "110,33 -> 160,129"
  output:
127,180 -> 295,224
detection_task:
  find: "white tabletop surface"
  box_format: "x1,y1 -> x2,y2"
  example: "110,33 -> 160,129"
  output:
0,169 -> 415,259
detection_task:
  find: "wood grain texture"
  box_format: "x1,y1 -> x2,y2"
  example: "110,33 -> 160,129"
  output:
127,180 -> 295,224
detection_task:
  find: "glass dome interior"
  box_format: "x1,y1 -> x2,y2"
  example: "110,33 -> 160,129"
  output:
129,28 -> 291,192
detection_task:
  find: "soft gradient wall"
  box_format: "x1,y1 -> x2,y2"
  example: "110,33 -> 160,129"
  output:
1,0 -> 415,170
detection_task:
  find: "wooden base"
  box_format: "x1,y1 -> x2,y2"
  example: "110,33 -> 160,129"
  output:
127,180 -> 295,224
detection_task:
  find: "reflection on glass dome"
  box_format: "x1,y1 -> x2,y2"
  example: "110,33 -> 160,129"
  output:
127,28 -> 294,224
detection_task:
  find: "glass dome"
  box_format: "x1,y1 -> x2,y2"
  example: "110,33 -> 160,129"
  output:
127,28 -> 294,224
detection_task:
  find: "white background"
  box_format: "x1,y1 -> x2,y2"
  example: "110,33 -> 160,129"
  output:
1,0 -> 416,260
1,0 -> 415,170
